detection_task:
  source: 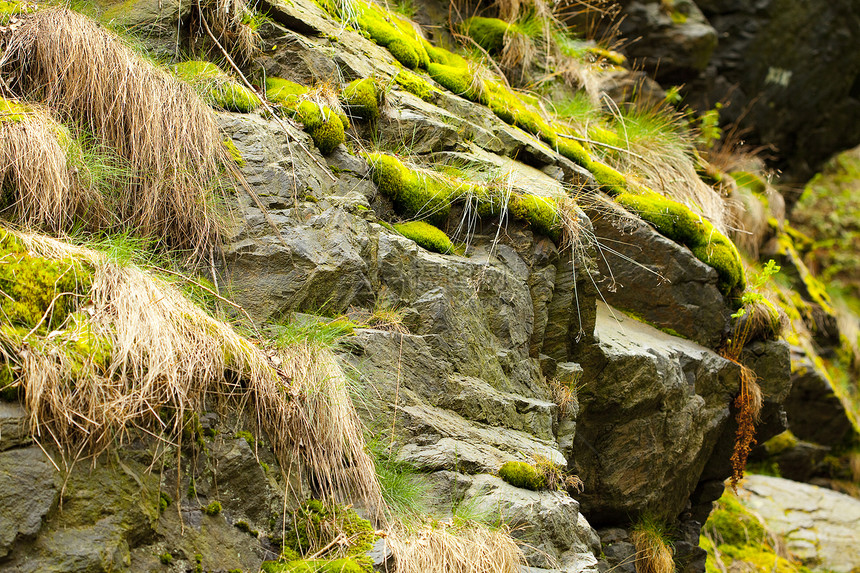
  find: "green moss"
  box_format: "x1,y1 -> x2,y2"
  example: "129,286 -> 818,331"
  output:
159,553 -> 173,565
355,0 -> 429,69
223,138 -> 245,166
266,77 -> 309,105
427,62 -> 485,104
730,171 -> 767,195
0,97 -> 34,122
508,194 -> 561,242
554,135 -> 592,167
235,430 -> 255,446
459,17 -> 512,53
172,61 -> 260,113
615,190 -> 745,296
282,500 -> 376,572
763,430 -> 798,456
364,153 -> 451,226
585,160 -> 628,195
0,230 -> 92,332
702,492 -> 766,547
484,81 -> 554,143
394,221 -> 453,254
203,500 -> 222,516
587,125 -> 625,149
294,101 -> 346,154
585,46 -> 626,66
159,492 -> 171,513
262,558 -> 364,573
235,520 -> 259,537
341,78 -> 380,122
0,1 -> 34,24
394,69 -> 434,101
499,460 -> 545,490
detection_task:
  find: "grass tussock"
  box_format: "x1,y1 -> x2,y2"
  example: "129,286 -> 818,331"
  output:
0,99 -> 105,231
0,227 -> 382,514
631,517 -> 674,573
197,0 -> 260,60
386,520 -> 526,573
0,8 -> 235,258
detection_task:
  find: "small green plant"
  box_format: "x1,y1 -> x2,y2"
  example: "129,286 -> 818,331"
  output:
203,500 -> 222,516
368,439 -> 426,516
235,520 -> 259,537
696,103 -> 723,149
158,492 -> 171,513
159,553 -> 173,565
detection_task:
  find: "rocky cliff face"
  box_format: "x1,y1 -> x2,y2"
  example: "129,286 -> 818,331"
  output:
0,0 -> 856,572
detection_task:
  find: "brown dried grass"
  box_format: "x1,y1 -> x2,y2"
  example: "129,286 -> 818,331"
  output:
631,519 -> 674,573
0,99 -> 105,231
0,8 -> 233,259
386,520 -> 526,573
1,228 -> 382,514
197,0 -> 259,60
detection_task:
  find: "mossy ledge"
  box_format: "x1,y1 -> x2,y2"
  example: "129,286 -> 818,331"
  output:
394,221 -> 454,254
499,460 -> 545,491
363,152 -> 451,225
265,77 -> 346,154
615,190 -> 746,297
172,61 -> 260,113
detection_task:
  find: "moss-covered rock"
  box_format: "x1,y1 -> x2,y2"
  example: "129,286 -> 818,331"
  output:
394,221 -> 453,254
341,78 -> 379,122
459,17 -> 512,54
354,0 -> 429,69
364,153 -> 451,225
262,558 -> 365,573
615,190 -> 746,296
0,230 -> 92,332
394,69 -> 434,101
499,460 -> 545,490
294,101 -> 346,154
266,77 -> 309,105
427,62 -> 485,104
508,194 -> 561,242
172,61 -> 260,113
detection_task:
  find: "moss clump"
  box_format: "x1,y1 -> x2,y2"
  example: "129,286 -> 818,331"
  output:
294,101 -> 346,154
203,501 -> 222,516
585,160 -> 628,195
394,221 -> 454,254
235,520 -> 259,537
0,1 -> 35,24
587,125 -> 625,149
355,0 -> 429,69
223,138 -> 245,166
159,553 -> 173,565
172,61 -> 260,113
731,170 -> 767,195
364,153 -> 451,225
266,77 -> 309,105
159,492 -> 171,513
554,135 -> 592,166
0,231 -> 92,332
459,17 -> 512,54
281,500 -> 376,572
394,69 -> 434,101
616,190 -> 745,296
484,81 -> 554,143
499,461 -> 545,490
262,558 -> 364,573
341,78 -> 380,122
701,491 -> 810,573
509,194 -> 561,242
427,63 -> 486,104
585,46 -> 626,66
0,97 -> 34,122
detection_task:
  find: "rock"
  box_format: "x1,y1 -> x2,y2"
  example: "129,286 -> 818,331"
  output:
368,537 -> 395,572
571,302 -> 741,523
617,0 -> 718,83
587,197 -> 731,348
783,349 -> 855,445
0,401 -> 30,451
0,446 -> 58,558
462,474 -> 599,572
738,475 -> 860,572
690,0 -> 860,182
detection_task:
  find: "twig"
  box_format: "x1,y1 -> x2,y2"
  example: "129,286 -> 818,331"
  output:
557,131 -> 648,161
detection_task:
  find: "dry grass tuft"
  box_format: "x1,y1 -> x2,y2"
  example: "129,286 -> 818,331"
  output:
386,519 -> 526,573
631,517 -> 675,573
2,227 -> 382,515
0,99 -> 106,231
197,0 -> 259,60
0,8 -> 234,259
